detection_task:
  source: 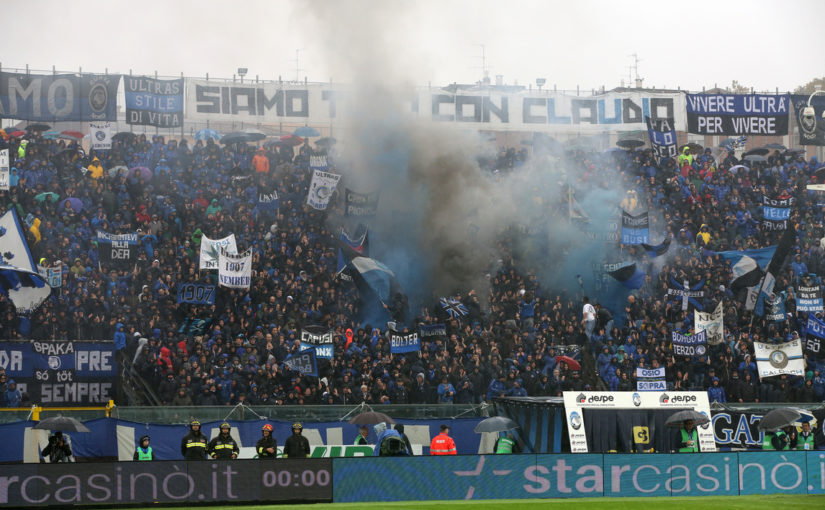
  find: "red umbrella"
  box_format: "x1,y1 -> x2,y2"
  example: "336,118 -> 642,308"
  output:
9,130 -> 26,138
59,130 -> 84,140
556,355 -> 581,371
274,134 -> 304,146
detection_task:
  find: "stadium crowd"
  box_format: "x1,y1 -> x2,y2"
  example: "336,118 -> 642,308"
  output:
1,128 -> 825,409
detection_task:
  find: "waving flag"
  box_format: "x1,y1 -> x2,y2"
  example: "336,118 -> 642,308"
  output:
0,210 -> 51,312
640,237 -> 671,258
440,297 -> 468,318
667,277 -> 705,311
755,225 -> 796,317
607,263 -> 645,289
346,256 -> 400,303
717,246 -> 777,292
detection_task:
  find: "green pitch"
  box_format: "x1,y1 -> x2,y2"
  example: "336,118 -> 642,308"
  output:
114,494 -> 825,510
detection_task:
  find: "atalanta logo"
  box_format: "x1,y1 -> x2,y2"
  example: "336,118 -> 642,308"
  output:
769,349 -> 788,368
632,392 -> 642,407
48,356 -> 61,370
89,82 -> 108,114
576,393 -> 587,403
95,130 -> 106,141
570,411 -> 582,430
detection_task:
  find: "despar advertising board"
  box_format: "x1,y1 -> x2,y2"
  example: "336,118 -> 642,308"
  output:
685,93 -> 790,135
0,72 -> 119,121
563,391 -> 715,453
0,341 -> 116,404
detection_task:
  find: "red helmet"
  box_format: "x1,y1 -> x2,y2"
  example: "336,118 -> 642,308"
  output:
262,424 -> 273,432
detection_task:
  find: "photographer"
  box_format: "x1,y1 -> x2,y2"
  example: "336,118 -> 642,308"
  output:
41,432 -> 73,463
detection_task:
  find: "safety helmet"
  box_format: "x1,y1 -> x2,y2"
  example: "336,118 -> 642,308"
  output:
262,424 -> 273,432
190,420 -> 201,427
292,422 -> 303,430
220,422 -> 231,430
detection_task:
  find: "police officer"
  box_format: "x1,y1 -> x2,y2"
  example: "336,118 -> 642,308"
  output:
181,420 -> 208,460
209,422 -> 239,459
133,435 -> 156,461
257,423 -> 278,459
283,422 -> 310,458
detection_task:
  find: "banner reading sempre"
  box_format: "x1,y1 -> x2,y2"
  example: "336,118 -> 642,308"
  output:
0,72 -> 119,121
125,76 -> 183,128
686,94 -> 789,135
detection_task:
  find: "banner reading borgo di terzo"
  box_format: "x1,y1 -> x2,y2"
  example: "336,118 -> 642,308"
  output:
125,76 -> 184,128
0,72 -> 119,121
686,93 -> 790,135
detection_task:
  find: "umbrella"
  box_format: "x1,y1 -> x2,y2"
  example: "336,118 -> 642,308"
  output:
743,148 -> 769,157
194,129 -> 222,141
294,126 -> 320,138
763,143 -> 786,150
474,416 -> 519,434
9,130 -> 26,138
679,143 -> 703,154
274,134 -> 304,146
59,197 -> 84,213
34,192 -> 60,203
112,132 -> 136,142
107,165 -> 128,178
243,129 -> 267,142
348,411 -> 395,425
757,408 -> 802,431
129,166 -> 152,181
729,164 -> 749,174
315,137 -> 336,148
34,416 -> 90,433
616,139 -> 645,149
665,409 -> 710,428
59,130 -> 84,140
42,131 -> 60,140
743,154 -> 768,163
26,123 -> 51,132
556,355 -> 581,371
221,132 -> 252,145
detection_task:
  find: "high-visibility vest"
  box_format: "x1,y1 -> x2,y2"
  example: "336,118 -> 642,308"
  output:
679,428 -> 698,453
496,437 -> 514,454
137,447 -> 153,461
430,433 -> 457,455
798,433 -> 815,451
763,430 -> 788,450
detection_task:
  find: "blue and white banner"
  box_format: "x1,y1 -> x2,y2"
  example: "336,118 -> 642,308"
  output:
390,332 -> 420,353
686,93 -> 790,135
754,339 -> 805,379
0,340 -> 116,404
217,247 -> 252,289
765,292 -> 787,322
199,234 -> 238,270
419,323 -> 447,338
667,278 -> 704,311
257,187 -> 279,218
283,348 -> 318,377
36,264 -> 62,288
621,210 -> 649,245
695,302 -> 724,345
671,330 -> 707,357
645,116 -> 677,160
796,275 -> 823,313
792,94 -> 825,146
310,155 -> 329,171
762,195 -> 793,231
805,314 -> 825,358
635,367 -> 666,391
307,170 -> 341,210
0,210 -> 51,312
0,72 -> 120,121
300,326 -> 334,359
125,76 -> 183,128
96,231 -> 139,268
176,282 -> 216,305
0,148 -> 9,190
89,121 -> 112,150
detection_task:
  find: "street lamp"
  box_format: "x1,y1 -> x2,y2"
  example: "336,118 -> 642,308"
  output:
801,89 -> 825,121
237,67 -> 248,83
536,78 -> 546,91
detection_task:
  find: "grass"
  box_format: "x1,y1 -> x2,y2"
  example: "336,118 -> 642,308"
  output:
102,494 -> 825,510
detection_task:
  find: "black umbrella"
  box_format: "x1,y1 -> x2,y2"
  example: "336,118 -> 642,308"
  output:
34,416 -> 91,433
616,139 -> 645,149
679,142 -> 703,154
474,416 -> 519,433
348,411 -> 396,425
26,123 -> 51,132
757,408 -> 802,431
221,132 -> 252,145
763,143 -> 786,151
743,148 -> 769,157
744,154 -> 768,163
315,137 -> 337,148
665,409 -> 710,428
112,132 -> 136,142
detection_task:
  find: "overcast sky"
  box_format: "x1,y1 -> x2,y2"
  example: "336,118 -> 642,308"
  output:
3,0 -> 823,93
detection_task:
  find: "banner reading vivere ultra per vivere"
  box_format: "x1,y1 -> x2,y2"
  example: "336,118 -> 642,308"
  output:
686,94 -> 789,135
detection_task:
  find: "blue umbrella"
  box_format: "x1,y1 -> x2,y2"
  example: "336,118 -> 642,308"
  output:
42,131 -> 60,140
59,197 -> 84,213
194,129 -> 221,141
294,126 -> 320,137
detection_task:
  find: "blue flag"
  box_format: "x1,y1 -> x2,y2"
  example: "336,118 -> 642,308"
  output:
607,262 -> 645,289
